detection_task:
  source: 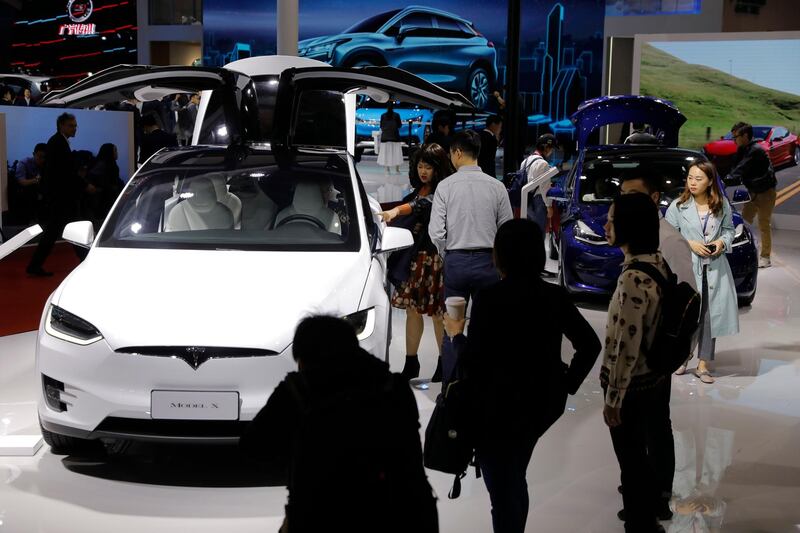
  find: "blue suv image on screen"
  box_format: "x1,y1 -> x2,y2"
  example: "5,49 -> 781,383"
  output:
298,6 -> 497,109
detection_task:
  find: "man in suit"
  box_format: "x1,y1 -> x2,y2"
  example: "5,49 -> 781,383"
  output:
139,113 -> 178,164
478,115 -> 502,178
26,113 -> 93,276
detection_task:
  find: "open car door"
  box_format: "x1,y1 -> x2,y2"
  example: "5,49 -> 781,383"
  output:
271,66 -> 475,152
38,65 -> 259,145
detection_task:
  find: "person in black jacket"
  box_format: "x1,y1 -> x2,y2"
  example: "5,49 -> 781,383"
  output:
478,115 -> 503,178
728,122 -> 777,268
139,113 -> 178,164
240,316 -> 438,533
444,219 -> 601,533
379,143 -> 455,381
26,113 -> 93,276
87,143 -> 123,224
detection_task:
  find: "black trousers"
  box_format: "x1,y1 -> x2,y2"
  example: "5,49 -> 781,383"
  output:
648,378 -> 675,505
608,378 -> 669,532
477,437 -> 538,533
28,198 -> 86,270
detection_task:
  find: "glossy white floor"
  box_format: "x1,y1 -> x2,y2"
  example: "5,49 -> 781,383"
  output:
2,231 -> 800,532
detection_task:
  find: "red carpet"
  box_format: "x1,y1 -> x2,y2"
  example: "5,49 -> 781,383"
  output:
0,242 -> 81,336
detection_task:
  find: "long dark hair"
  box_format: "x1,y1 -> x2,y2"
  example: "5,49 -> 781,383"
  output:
409,143 -> 454,191
677,160 -> 724,216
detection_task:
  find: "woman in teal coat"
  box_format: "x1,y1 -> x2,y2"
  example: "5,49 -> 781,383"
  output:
665,161 -> 739,384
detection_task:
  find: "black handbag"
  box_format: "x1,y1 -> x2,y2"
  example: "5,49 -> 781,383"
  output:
423,375 -> 479,499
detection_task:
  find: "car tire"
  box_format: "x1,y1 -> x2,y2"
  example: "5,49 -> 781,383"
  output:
738,291 -> 756,308
346,55 -> 384,68
41,424 -> 103,456
793,146 -> 799,167
467,67 -> 491,109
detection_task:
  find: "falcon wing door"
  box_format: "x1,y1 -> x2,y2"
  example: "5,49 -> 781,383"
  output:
272,66 -> 474,151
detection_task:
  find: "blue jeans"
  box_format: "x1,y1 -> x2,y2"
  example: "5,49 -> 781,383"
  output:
441,250 -> 498,384
477,438 -> 538,533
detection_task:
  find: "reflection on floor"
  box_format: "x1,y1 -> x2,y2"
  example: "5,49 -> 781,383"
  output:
1,232 -> 800,532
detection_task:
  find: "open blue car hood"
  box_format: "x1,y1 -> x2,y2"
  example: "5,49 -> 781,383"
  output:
571,95 -> 686,150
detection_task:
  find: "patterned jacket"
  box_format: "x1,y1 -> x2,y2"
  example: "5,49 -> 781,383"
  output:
601,252 -> 666,408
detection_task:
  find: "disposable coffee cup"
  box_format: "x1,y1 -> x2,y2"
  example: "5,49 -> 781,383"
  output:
445,296 -> 467,320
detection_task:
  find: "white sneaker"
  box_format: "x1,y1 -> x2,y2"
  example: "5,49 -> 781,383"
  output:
758,256 -> 772,268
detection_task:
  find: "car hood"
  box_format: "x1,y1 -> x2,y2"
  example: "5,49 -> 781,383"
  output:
298,35 -> 356,48
52,248 -> 369,351
704,139 -> 738,156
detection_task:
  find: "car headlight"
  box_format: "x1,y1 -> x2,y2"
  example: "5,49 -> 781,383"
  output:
45,305 -> 103,345
573,220 -> 607,246
300,41 -> 343,60
731,223 -> 750,249
343,308 -> 376,341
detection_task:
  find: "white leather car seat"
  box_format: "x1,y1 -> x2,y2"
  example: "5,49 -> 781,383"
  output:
274,181 -> 341,235
236,182 -> 279,230
209,173 -> 242,228
165,177 -> 234,231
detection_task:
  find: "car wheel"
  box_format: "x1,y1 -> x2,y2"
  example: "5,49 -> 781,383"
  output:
41,424 -> 103,456
793,146 -> 799,166
738,291 -> 756,307
347,56 -> 382,68
467,67 -> 490,109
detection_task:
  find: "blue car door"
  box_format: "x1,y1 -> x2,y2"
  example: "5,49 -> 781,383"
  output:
381,12 -> 440,84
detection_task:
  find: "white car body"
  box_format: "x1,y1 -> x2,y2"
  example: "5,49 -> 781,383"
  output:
32,58 -> 472,447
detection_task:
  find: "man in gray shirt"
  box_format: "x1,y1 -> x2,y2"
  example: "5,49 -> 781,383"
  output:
429,129 -> 513,382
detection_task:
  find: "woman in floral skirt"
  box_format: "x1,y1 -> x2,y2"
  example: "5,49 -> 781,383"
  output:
380,143 -> 454,381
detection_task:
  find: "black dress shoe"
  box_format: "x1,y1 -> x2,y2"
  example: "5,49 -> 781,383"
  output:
401,355 -> 420,380
26,266 -> 54,277
430,356 -> 443,383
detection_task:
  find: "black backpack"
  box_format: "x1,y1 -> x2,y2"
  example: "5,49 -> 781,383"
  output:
505,155 -> 542,209
625,261 -> 701,375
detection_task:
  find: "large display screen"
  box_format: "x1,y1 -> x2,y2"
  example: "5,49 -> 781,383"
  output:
634,34 -> 800,150
606,0 -> 702,16
202,0 -> 604,146
6,0 -> 137,82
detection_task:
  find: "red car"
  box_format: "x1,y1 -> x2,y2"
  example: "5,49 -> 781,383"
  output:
703,125 -> 799,177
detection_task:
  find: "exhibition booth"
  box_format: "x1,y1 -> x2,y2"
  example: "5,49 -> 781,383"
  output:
1,1 -> 800,532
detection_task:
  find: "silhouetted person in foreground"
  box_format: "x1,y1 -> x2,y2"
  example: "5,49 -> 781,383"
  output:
444,219 -> 601,533
27,113 -> 93,276
240,316 -> 438,533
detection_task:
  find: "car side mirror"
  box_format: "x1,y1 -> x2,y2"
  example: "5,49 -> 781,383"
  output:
547,185 -> 567,202
731,188 -> 751,205
63,221 -> 94,248
379,227 -> 413,254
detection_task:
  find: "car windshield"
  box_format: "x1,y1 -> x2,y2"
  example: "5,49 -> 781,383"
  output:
722,126 -> 772,141
344,9 -> 401,33
578,152 -> 705,207
97,148 -> 359,252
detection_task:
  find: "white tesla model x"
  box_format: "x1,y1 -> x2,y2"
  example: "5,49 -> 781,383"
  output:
33,62 -> 472,453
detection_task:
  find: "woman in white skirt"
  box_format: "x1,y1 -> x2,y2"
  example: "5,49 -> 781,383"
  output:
378,102 -> 403,175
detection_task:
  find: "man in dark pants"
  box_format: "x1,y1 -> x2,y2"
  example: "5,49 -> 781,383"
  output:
139,113 -> 178,164
728,121 -> 777,268
478,115 -> 503,178
429,130 -> 513,383
26,113 -> 93,276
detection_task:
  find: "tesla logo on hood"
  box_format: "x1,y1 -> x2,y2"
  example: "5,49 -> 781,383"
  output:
184,346 -> 208,370
67,0 -> 93,22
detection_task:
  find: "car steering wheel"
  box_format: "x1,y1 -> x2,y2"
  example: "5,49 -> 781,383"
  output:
275,213 -> 327,231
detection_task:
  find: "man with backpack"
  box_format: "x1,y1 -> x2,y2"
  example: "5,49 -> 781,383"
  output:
517,134 -> 557,232
240,316 -> 438,533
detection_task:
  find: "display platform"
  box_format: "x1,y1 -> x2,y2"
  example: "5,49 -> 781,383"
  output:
1,231 -> 799,532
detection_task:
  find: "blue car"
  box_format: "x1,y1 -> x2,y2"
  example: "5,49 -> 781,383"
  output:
298,6 -> 497,109
550,96 -> 758,306
355,103 -> 433,146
